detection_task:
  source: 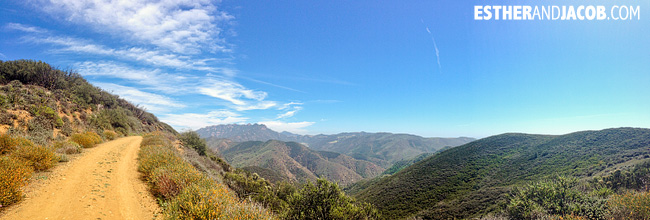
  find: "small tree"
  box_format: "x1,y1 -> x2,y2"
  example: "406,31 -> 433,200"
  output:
179,131 -> 207,156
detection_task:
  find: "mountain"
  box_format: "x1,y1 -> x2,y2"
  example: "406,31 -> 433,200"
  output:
352,127 -> 650,219
300,132 -> 475,167
198,124 -> 475,168
196,124 -> 284,142
0,60 -> 175,144
220,140 -> 384,186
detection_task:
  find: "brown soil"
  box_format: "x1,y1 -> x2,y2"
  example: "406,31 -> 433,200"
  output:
0,136 -> 161,220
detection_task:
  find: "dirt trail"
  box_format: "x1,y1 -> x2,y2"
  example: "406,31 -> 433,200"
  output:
1,136 -> 160,220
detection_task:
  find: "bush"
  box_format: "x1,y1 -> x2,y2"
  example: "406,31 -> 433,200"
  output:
179,131 -> 207,156
149,163 -> 203,199
11,144 -> 58,171
285,178 -> 380,220
103,130 -> 118,141
607,191 -> 650,220
70,131 -> 102,148
0,134 -> 34,155
164,180 -> 274,220
506,176 -> 606,220
53,141 -> 82,154
0,156 -> 33,206
140,132 -> 172,147
138,144 -> 184,177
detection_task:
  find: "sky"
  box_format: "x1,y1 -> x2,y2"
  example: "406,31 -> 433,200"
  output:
1,0 -> 649,138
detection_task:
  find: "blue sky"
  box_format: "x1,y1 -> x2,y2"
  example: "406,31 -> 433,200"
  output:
1,0 -> 649,138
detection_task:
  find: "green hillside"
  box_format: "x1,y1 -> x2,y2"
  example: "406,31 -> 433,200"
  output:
221,140 -> 385,186
302,132 -> 475,168
0,60 -> 175,144
198,124 -> 474,169
353,128 -> 650,219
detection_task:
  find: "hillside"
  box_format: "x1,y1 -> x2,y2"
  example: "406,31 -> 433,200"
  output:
221,140 -> 384,186
0,60 -> 176,144
199,124 -> 474,168
353,127 -> 650,219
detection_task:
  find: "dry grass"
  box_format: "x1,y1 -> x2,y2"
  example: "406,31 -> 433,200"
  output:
137,132 -> 276,220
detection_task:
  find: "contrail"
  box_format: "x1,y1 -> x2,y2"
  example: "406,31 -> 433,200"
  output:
422,19 -> 442,73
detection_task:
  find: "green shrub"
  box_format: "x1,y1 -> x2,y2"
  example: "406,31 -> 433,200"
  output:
179,131 -> 207,156
70,131 -> 102,148
506,176 -> 606,220
11,144 -> 57,171
0,156 -> 33,206
103,130 -> 118,140
53,141 -> 82,154
285,178 -> 380,220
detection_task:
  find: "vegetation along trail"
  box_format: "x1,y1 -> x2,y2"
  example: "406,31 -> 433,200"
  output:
1,136 -> 160,220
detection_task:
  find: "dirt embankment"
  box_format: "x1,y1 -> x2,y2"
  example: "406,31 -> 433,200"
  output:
1,136 -> 160,220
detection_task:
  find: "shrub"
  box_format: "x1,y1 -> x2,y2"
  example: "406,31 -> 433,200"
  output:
179,131 -> 207,156
103,130 -> 118,141
607,191 -> 650,220
0,156 -> 33,206
53,141 -> 82,154
70,131 -> 102,148
138,144 -> 184,177
285,178 -> 380,220
164,179 -> 275,220
506,176 -> 606,220
149,163 -> 203,199
11,144 -> 58,171
0,134 -> 34,155
140,132 -> 172,147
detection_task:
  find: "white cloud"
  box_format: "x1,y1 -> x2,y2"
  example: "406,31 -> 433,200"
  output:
258,121 -> 314,135
41,0 -> 233,54
199,78 -> 277,110
160,110 -> 247,130
75,61 -> 195,93
93,82 -> 185,112
277,106 -> 302,119
31,35 -> 227,72
5,23 -> 47,33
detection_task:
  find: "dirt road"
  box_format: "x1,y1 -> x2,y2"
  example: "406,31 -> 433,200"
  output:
1,136 -> 160,220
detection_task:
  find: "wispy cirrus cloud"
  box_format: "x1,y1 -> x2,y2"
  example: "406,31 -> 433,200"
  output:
75,61 -> 194,93
199,78 -> 279,111
257,121 -> 315,134
29,35 -> 229,72
6,1 -> 315,132
39,0 -> 233,54
5,22 -> 47,33
93,82 -> 185,112
160,110 -> 248,131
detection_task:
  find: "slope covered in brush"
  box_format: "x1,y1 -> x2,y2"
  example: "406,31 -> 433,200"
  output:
354,127 -> 650,219
221,140 -> 384,186
0,60 -> 175,144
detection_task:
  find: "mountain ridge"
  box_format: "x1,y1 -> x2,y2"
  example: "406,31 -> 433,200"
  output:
220,140 -> 384,186
198,123 -> 475,167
